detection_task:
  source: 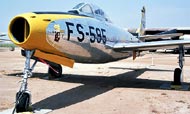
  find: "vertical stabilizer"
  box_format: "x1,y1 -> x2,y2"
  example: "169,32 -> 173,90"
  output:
136,6 -> 146,36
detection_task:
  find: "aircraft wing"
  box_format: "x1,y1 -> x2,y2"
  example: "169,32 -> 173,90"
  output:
0,39 -> 11,42
0,35 -> 6,37
0,39 -> 10,41
0,33 -> 8,42
106,39 -> 190,52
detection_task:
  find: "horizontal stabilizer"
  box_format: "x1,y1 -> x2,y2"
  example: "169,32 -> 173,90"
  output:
140,33 -> 183,41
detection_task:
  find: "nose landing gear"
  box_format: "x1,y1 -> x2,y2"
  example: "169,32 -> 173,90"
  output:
13,50 -> 63,113
13,50 -> 34,113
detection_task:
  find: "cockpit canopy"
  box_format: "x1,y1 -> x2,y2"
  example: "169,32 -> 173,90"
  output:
68,3 -> 112,23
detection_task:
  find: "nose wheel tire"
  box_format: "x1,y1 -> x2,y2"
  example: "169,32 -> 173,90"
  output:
15,91 -> 31,113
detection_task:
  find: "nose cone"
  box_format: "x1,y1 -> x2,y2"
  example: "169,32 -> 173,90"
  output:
7,13 -> 48,50
8,17 -> 30,44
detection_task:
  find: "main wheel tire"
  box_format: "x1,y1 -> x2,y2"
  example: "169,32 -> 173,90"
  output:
173,68 -> 182,85
15,92 -> 30,113
48,64 -> 62,79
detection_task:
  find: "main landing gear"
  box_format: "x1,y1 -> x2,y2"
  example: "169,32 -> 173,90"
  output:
160,45 -> 188,90
13,50 -> 62,113
173,45 -> 184,85
48,63 -> 62,79
37,57 -> 62,79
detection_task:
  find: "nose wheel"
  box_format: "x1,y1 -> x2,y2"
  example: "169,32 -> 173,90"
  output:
15,91 -> 31,113
13,50 -> 63,113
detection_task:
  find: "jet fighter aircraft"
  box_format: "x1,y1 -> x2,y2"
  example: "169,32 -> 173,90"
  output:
128,6 -> 190,42
0,33 -> 6,37
8,3 -> 190,113
0,33 -> 7,41
0,33 -> 15,51
128,6 -> 190,53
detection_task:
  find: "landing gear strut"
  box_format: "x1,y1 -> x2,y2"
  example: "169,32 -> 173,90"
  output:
13,50 -> 63,113
173,45 -> 184,85
13,50 -> 35,113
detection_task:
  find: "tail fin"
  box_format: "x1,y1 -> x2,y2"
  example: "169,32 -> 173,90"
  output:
136,6 -> 146,36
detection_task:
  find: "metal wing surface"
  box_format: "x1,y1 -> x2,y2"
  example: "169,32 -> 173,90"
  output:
107,40 -> 190,52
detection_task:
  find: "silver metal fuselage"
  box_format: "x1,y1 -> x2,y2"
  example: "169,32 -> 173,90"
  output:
46,16 -> 139,63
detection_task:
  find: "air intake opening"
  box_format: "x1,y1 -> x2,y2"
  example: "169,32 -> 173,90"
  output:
10,17 -> 30,43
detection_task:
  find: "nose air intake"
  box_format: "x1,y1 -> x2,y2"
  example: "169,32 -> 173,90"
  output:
10,17 -> 30,43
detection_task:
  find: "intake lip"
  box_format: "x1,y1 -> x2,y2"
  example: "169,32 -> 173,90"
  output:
9,17 -> 30,44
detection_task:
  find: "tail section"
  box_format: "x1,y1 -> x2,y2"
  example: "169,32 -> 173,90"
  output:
136,6 -> 146,36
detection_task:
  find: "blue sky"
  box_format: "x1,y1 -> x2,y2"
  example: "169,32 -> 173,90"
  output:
1,0 -> 190,34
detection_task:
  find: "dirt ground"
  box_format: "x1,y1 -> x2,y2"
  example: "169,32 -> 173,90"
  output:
0,48 -> 190,114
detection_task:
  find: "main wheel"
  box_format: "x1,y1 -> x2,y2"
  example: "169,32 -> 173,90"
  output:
173,68 -> 182,85
48,64 -> 62,79
15,91 -> 31,113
